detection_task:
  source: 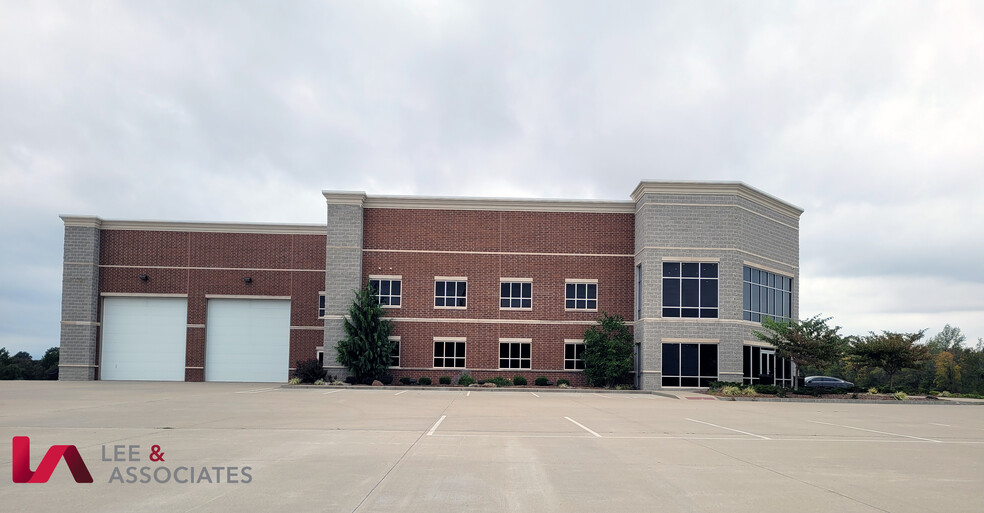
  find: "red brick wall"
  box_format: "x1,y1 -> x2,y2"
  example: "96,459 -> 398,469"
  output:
362,208 -> 635,380
364,209 -> 634,255
98,229 -> 326,381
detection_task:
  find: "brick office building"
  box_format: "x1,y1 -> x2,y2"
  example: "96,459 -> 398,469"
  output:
59,181 -> 801,389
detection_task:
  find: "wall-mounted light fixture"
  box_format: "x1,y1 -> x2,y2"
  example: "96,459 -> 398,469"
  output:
243,277 -> 253,283
139,274 -> 149,281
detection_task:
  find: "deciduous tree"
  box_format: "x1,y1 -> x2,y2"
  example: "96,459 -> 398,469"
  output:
582,313 -> 634,389
850,331 -> 930,390
934,351 -> 961,392
754,315 -> 848,377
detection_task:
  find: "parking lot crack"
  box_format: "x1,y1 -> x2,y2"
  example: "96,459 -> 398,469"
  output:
684,439 -> 891,513
348,394 -> 460,513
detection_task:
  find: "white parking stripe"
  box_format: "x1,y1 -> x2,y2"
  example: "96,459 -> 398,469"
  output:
686,418 -> 771,440
809,420 -> 941,443
235,387 -> 278,394
565,417 -> 602,438
394,390 -> 408,396
427,415 -> 447,436
323,390 -> 342,395
466,391 -> 471,397
530,392 -> 540,397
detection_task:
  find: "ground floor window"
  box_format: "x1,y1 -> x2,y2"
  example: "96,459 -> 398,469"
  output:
743,345 -> 793,387
662,342 -> 717,387
499,340 -> 531,369
390,337 -> 400,367
434,339 -> 466,368
564,341 -> 585,370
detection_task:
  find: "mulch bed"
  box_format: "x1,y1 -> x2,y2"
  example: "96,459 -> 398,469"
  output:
702,391 -> 940,401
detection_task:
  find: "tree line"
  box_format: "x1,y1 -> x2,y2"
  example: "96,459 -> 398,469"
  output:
757,316 -> 984,394
0,347 -> 59,380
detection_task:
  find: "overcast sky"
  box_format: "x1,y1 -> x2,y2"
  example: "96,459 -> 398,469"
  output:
2,1 -> 982,358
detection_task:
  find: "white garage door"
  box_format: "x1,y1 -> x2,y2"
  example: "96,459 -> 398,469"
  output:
101,297 -> 187,381
205,299 -> 290,382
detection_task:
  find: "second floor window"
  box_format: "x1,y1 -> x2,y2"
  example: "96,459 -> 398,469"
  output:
435,279 -> 467,308
500,280 -> 532,309
565,280 -> 597,310
662,262 -> 717,318
369,277 -> 402,307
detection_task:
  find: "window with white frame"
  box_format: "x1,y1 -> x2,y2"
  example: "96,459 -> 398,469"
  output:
564,340 -> 585,370
389,337 -> 400,367
662,262 -> 718,318
318,292 -> 326,318
368,276 -> 402,307
433,339 -> 466,368
565,280 -> 597,310
661,342 -> 718,387
499,339 -> 531,369
434,278 -> 467,308
316,348 -> 324,367
500,279 -> 532,309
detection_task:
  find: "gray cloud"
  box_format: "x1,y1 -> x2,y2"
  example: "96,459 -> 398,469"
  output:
2,1 -> 982,356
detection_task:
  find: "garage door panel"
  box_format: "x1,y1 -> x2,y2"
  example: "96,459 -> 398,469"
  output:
101,297 -> 187,381
205,299 -> 290,382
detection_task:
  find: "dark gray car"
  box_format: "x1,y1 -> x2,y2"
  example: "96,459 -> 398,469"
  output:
803,376 -> 854,389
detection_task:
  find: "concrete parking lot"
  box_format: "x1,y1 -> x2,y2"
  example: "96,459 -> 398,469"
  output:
1,382 -> 983,513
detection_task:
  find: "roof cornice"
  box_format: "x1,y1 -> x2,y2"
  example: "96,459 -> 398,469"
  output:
630,181 -> 804,218
59,215 -> 102,228
60,216 -> 326,235
360,195 -> 636,213
322,191 -> 367,206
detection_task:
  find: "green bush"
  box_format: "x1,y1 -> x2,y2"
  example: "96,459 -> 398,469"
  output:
439,376 -> 451,385
419,377 -> 432,386
557,379 -> 571,387
721,385 -> 743,396
513,375 -> 528,386
894,391 -> 908,401
458,374 -> 476,386
293,358 -> 327,384
313,379 -> 326,386
288,377 -> 301,385
706,381 -> 730,390
752,385 -> 781,395
487,376 -> 510,387
867,387 -> 879,394
534,376 -> 550,386
741,387 -> 758,396
399,377 -> 415,385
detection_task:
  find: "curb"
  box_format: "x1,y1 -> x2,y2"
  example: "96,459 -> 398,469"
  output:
280,384 -> 679,398
716,396 -> 984,405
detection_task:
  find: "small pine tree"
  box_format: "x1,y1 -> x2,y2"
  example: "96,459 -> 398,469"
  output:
582,313 -> 634,388
335,283 -> 395,383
